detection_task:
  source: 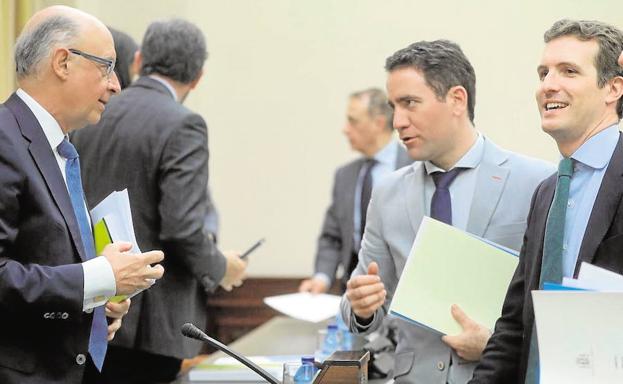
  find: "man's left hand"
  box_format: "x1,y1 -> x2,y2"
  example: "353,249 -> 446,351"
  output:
441,304 -> 492,361
105,299 -> 131,341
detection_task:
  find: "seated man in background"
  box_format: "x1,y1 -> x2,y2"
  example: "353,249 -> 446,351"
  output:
341,40 -> 555,384
72,18 -> 247,384
299,88 -> 412,294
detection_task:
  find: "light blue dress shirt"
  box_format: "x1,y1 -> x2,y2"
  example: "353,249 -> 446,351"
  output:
561,124 -> 620,278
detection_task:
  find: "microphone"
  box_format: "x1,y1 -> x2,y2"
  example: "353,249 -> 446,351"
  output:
181,323 -> 281,384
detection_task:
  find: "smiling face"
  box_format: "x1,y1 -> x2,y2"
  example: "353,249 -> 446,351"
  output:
63,22 -> 120,131
387,66 -> 457,166
536,36 -> 614,146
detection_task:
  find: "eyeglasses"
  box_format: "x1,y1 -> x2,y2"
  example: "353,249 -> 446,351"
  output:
68,48 -> 115,77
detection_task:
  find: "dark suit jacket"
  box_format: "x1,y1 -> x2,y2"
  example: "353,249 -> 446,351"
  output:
72,76 -> 226,360
0,94 -> 93,383
470,134 -> 623,383
315,144 -> 412,288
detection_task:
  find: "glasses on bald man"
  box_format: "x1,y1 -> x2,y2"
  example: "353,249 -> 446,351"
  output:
68,48 -> 115,77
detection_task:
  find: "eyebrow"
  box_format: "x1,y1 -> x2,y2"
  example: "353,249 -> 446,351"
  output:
537,61 -> 581,72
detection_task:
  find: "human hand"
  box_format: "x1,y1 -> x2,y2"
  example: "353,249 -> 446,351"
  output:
345,262 -> 386,320
299,277 -> 329,294
105,299 -> 130,341
441,304 -> 492,361
219,251 -> 247,291
102,242 -> 165,296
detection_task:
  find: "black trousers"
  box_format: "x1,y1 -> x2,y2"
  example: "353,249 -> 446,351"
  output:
83,346 -> 182,384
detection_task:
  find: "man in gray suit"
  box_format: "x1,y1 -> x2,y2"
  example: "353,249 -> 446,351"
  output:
72,19 -> 247,383
299,88 -> 412,294
340,40 -> 555,384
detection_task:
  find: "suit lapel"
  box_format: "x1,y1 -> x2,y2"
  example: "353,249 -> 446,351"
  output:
342,159 -> 365,252
403,163 -> 427,232
576,134 -> 623,272
466,139 -> 510,237
5,94 -> 87,262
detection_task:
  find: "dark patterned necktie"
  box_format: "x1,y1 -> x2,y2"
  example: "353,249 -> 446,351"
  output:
430,168 -> 464,225
57,137 -> 108,371
525,157 -> 574,384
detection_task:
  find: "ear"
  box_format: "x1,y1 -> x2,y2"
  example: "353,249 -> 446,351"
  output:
446,85 -> 469,118
605,76 -> 623,107
189,69 -> 203,90
51,48 -> 71,80
373,114 -> 387,131
618,51 -> 623,68
131,50 -> 141,79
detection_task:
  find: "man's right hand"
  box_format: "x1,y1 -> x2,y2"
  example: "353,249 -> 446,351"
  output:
345,262 -> 386,320
220,251 -> 247,291
102,242 -> 165,296
299,277 -> 329,294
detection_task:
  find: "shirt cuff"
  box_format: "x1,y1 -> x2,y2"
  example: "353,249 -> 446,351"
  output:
313,273 -> 332,288
352,311 -> 375,332
82,256 -> 116,311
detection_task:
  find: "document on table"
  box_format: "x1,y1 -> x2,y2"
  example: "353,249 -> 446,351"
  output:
532,290 -> 623,384
389,216 -> 519,335
188,355 -> 293,382
263,292 -> 341,323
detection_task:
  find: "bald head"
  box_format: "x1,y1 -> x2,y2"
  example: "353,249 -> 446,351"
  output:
15,5 -> 111,79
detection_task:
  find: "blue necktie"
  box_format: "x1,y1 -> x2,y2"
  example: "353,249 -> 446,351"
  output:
430,168 -> 464,225
524,158 -> 574,384
57,138 -> 108,371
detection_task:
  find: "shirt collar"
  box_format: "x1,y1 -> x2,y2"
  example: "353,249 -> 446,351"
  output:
149,75 -> 178,101
424,133 -> 484,175
16,88 -> 65,150
570,124 -> 620,170
370,139 -> 398,167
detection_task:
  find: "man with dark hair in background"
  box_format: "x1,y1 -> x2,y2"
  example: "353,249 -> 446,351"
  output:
72,19 -> 247,383
341,40 -> 554,383
299,88 -> 412,294
470,19 -> 623,384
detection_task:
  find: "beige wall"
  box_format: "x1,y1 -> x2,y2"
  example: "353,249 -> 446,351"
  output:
74,0 -> 621,277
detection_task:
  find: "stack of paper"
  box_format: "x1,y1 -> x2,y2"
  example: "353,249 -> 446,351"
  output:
389,217 -> 519,335
188,355 -> 292,382
263,293 -> 341,323
90,189 -> 143,302
532,263 -> 623,384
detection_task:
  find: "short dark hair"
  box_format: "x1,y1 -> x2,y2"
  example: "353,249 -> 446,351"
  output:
385,40 -> 476,123
350,88 -> 393,130
108,27 -> 138,89
544,19 -> 623,119
140,19 -> 207,84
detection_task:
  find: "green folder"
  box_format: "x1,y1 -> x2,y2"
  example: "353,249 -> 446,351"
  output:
93,218 -> 128,303
389,217 -> 519,335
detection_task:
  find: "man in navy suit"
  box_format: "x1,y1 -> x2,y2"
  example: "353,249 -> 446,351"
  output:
0,5 -> 165,384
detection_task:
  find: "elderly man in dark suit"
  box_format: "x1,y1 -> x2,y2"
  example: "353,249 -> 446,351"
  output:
0,5 -> 165,384
72,19 -> 247,384
299,88 -> 412,294
470,19 -> 623,384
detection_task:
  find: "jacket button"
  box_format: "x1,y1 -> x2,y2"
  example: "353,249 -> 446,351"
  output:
76,354 -> 86,365
437,361 -> 445,371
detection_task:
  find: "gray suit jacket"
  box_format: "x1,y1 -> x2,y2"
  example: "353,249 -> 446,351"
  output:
315,143 -> 412,287
340,137 -> 555,384
72,76 -> 226,359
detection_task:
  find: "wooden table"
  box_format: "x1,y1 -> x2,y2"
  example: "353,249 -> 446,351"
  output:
175,316 -> 390,383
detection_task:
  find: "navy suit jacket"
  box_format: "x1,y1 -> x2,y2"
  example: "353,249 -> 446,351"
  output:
0,94 -> 93,384
470,133 -> 623,383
